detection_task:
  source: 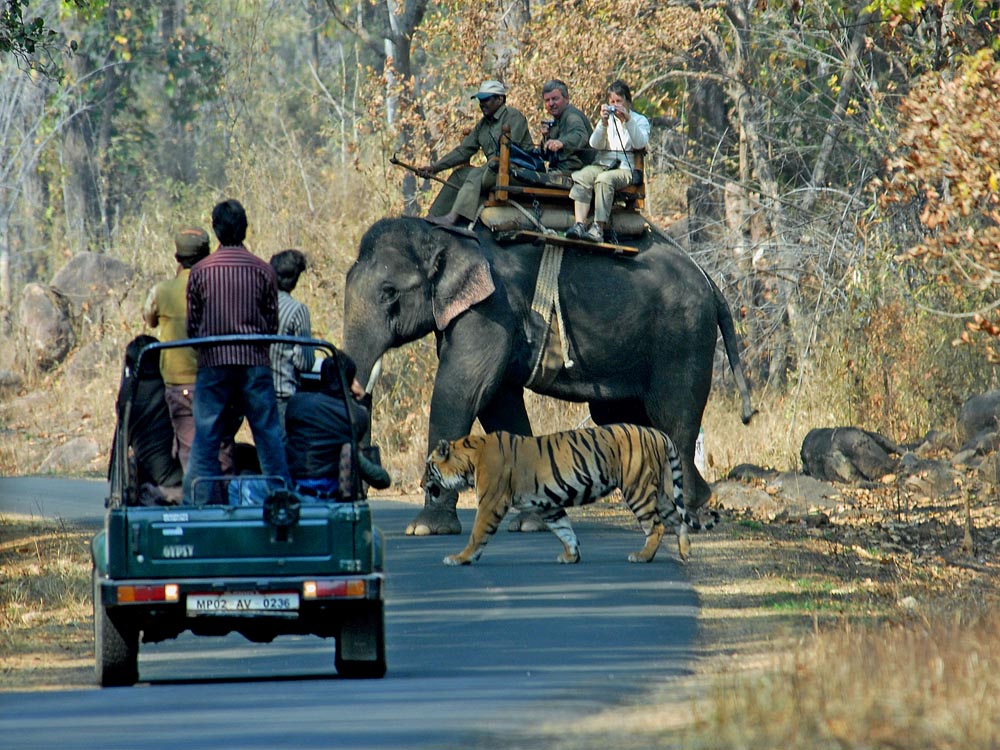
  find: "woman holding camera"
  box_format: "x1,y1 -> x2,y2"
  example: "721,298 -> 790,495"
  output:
565,79 -> 650,244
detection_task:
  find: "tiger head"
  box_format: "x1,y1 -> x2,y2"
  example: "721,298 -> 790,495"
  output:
423,437 -> 479,498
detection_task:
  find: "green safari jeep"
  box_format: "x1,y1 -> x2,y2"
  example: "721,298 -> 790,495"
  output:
91,335 -> 386,686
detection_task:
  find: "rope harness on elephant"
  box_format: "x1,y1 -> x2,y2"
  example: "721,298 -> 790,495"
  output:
500,201 -> 573,388
526,244 -> 575,388
502,200 -> 575,387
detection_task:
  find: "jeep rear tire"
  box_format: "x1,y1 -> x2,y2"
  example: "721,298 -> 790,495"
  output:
93,569 -> 139,687
335,602 -> 386,678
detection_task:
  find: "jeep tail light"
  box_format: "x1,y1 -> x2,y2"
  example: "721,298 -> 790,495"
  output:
117,584 -> 179,603
302,579 -> 366,599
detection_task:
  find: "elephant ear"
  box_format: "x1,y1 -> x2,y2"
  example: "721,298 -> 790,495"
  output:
427,229 -> 496,330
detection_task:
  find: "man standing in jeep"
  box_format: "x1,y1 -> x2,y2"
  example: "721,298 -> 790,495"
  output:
182,199 -> 291,503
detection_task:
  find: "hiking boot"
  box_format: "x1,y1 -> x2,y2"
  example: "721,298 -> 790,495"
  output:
564,222 -> 588,240
584,223 -> 604,243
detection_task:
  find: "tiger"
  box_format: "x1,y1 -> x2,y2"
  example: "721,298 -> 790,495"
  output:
423,424 -> 718,566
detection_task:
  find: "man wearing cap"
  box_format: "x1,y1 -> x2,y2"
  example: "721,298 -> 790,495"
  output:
144,227 -> 236,473
419,80 -> 533,227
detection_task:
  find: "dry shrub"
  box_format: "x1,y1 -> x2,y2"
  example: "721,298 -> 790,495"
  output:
700,391 -> 818,478
700,297 -> 997,479
811,300 -> 996,445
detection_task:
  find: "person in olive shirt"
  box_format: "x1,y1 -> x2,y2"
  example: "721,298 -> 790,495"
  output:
143,228 -> 217,473
420,80 -> 533,227
538,79 -> 593,175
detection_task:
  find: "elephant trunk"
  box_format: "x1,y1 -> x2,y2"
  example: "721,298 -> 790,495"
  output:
341,314 -> 389,402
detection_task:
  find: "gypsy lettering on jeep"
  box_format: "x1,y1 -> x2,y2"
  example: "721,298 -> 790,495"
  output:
162,544 -> 194,558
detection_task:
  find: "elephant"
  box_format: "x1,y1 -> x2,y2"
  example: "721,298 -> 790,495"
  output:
342,217 -> 754,535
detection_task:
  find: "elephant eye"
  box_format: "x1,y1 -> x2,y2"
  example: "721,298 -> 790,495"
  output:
378,282 -> 399,305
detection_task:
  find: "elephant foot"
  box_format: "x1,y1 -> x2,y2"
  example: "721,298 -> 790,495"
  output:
506,511 -> 547,532
405,506 -> 462,536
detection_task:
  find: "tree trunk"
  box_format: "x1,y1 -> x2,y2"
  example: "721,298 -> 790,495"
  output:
684,37 -> 729,246
60,118 -> 97,255
324,0 -> 428,212
487,0 -> 529,78
724,0 -> 799,387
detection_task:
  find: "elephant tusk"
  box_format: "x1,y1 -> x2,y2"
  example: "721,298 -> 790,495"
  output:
364,357 -> 383,396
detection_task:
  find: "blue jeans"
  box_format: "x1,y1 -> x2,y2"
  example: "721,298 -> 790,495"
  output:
183,365 -> 290,503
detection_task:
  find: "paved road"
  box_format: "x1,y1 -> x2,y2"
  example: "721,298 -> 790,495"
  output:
0,478 -> 698,750
0,476 -> 107,526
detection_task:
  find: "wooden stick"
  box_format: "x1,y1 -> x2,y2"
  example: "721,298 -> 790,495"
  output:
390,153 -> 449,186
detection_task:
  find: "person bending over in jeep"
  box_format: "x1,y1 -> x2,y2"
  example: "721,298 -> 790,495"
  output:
285,353 -> 390,499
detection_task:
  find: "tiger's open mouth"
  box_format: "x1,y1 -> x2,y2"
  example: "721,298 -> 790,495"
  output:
423,470 -> 469,496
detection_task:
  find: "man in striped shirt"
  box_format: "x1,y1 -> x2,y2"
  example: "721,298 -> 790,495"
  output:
182,199 -> 291,503
269,248 -> 315,431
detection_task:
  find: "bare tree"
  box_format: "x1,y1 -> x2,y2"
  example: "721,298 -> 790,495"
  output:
664,1 -> 882,388
323,0 -> 429,212
0,67 -> 90,331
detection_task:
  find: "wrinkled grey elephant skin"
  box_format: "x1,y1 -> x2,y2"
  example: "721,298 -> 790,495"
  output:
342,218 -> 754,535
800,426 -> 903,484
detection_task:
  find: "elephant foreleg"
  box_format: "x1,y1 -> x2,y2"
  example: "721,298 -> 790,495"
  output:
409,339 -> 520,537
406,494 -> 463,536
478,386 -> 547,533
407,384 -> 474,537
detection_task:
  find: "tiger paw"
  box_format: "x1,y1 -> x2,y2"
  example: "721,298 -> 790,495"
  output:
627,551 -> 656,563
443,554 -> 471,566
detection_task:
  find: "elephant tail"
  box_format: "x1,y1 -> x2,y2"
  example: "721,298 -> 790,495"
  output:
708,273 -> 755,425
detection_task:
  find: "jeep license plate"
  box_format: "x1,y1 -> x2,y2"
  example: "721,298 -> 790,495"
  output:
186,592 -> 299,614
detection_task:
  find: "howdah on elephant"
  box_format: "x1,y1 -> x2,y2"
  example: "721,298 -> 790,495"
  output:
342,217 -> 753,536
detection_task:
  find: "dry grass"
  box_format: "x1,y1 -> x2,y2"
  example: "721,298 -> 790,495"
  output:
0,516 -> 93,690
696,609 -> 1000,749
